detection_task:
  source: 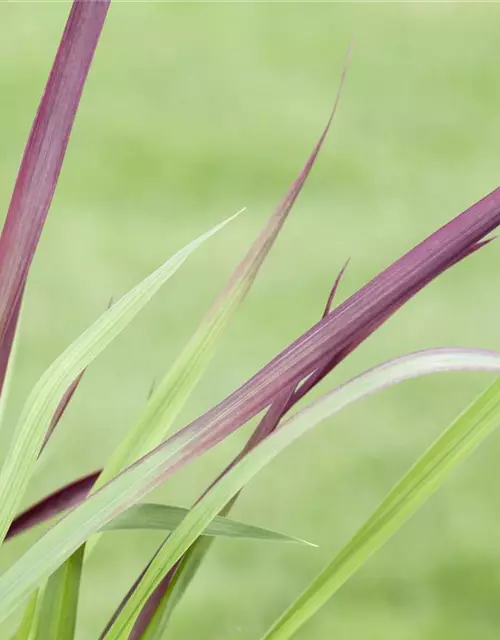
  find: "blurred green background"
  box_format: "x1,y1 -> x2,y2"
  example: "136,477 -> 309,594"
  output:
2,2 -> 500,639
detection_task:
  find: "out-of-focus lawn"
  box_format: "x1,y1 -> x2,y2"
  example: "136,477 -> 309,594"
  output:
1,3 -> 500,639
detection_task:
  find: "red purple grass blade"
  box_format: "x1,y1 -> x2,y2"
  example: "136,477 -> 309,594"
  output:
289,237 -> 493,408
5,52 -> 353,550
6,471 -> 98,541
136,189 -> 500,491
102,59 -> 356,634
0,0 -> 110,393
211,47 -> 350,307
94,203 -> 500,627
123,238 -> 490,636
41,371 -> 86,452
3,189 -> 499,634
128,297 -> 332,636
323,259 -> 349,318
100,189 -> 500,640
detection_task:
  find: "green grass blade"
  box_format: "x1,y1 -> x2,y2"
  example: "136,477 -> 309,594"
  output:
34,546 -> 84,640
0,348 -> 498,627
261,377 -> 500,639
105,352 -> 500,638
103,503 -> 313,544
138,538 -> 212,640
0,213 -> 236,547
95,308 -> 231,486
95,70 -> 343,496
101,61 -> 351,635
10,591 -> 41,640
134,267 -> 348,639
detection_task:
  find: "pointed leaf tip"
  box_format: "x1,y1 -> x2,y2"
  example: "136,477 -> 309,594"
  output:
0,0 -> 110,396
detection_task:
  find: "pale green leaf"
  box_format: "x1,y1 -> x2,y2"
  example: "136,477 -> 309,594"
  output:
104,502 -> 314,544
261,377 -> 500,639
110,63 -> 351,635
139,537 -> 212,640
10,591 -> 40,640
0,349 -> 498,627
0,213 -> 237,547
103,350 -> 500,637
138,499 -> 236,639
94,59 -> 344,496
34,546 -> 84,640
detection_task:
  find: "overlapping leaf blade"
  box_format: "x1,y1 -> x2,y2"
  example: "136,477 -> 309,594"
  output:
0,348 -> 499,626
9,496 -> 307,544
1,5 -> 110,635
10,591 -> 40,640
131,273 -> 348,639
123,198 -> 500,636
67,185 -> 500,541
101,350 -> 500,637
261,377 -> 500,639
92,51 -> 349,496
0,213 -> 236,547
106,58 -> 353,636
34,547 -> 84,640
104,503 -> 312,544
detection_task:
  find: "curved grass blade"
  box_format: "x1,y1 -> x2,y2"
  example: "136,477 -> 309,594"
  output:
261,377 -> 500,639
0,213 -> 237,548
9,370 -> 87,640
100,350 -> 500,637
126,242 -> 484,638
8,495 -> 307,546
130,272 -> 348,639
74,186 -> 500,552
0,348 -> 497,628
17,188 -> 493,610
0,0 -> 110,397
10,591 -> 40,640
81,53 -> 351,624
106,47 -> 352,631
92,45 -> 349,498
104,503 -> 313,544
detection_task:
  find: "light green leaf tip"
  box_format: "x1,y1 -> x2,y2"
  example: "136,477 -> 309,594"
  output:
105,503 -> 315,545
1,349 -> 498,629
102,350 -> 500,638
10,590 -> 40,640
260,378 -> 500,639
0,211 -> 239,548
92,198 -> 279,495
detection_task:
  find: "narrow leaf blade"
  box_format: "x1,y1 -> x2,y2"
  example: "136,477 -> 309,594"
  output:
34,546 -> 84,640
133,270 -> 344,637
0,213 -> 236,546
0,0 -> 110,395
101,350 -> 500,637
93,50 -> 348,493
104,503 -> 312,544
110,53 -> 353,633
0,348 -> 498,627
8,497 -> 306,545
261,378 -> 500,639
10,591 -> 40,640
